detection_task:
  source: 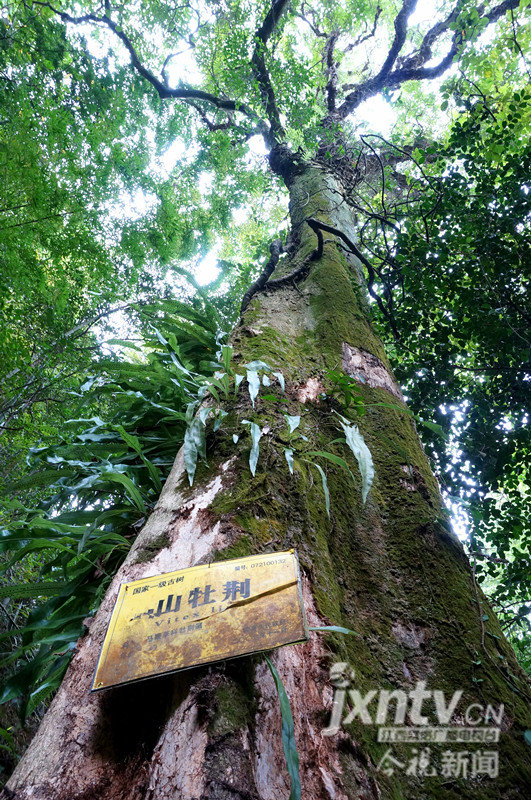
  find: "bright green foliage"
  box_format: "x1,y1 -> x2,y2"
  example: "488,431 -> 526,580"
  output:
1,11 -> 150,372
0,300 -> 219,719
0,0 -> 283,480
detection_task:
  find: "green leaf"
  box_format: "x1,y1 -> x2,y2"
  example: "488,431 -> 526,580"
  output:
102,472 -> 146,513
337,421 -> 374,504
185,401 -> 198,424
222,345 -> 233,375
249,422 -> 262,477
305,450 -> 355,478
0,582 -> 72,600
284,448 -> 294,474
184,418 -> 206,486
5,469 -> 75,493
115,425 -> 162,492
247,370 -> 260,408
199,406 -> 213,425
284,415 -> 301,434
104,338 -> 143,351
414,417 -> 450,442
206,383 -> 221,404
0,727 -> 16,755
273,372 -> 285,392
264,655 -> 301,800
116,425 -> 142,455
26,661 -> 69,717
244,360 -> 271,371
309,625 -> 360,636
312,463 -> 330,519
234,373 -> 245,394
206,374 -> 230,400
213,409 -> 228,432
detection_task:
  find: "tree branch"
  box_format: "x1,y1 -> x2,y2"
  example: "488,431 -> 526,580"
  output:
240,240 -> 283,314
185,101 -> 233,132
509,6 -> 531,81
324,31 -> 340,113
378,0 -> 418,81
30,1 -> 262,122
345,3 -> 382,52
245,218 -> 398,340
337,0 -> 521,119
395,8 -> 458,74
251,0 -> 291,144
303,219 -> 400,338
336,0 -> 417,117
0,304 -> 134,388
295,2 -> 326,39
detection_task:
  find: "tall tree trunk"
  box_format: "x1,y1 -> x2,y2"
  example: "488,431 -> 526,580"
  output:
4,159 -> 531,800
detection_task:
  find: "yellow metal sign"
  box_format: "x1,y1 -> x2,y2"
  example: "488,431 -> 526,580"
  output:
92,549 -> 308,691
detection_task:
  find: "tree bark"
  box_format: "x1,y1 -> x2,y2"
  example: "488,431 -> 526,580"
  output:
4,160 -> 531,800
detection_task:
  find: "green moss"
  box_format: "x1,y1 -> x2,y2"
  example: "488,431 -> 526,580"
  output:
210,470 -> 270,516
236,325 -> 297,371
209,683 -> 253,738
134,532 -> 171,564
308,252 -> 388,365
235,512 -> 281,543
213,534 -> 255,561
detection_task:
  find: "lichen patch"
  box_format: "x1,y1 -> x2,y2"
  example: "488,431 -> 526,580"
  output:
392,621 -> 428,650
297,376 -> 325,403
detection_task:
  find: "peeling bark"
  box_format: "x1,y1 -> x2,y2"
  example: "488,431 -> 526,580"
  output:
342,343 -> 403,401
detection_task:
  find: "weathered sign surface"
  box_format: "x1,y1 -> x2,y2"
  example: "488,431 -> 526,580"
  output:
92,549 -> 308,690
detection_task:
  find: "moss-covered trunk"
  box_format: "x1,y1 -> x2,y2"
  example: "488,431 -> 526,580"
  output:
5,162 -> 531,800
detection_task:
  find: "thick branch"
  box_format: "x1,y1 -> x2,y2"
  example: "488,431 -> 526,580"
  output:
377,0 -> 418,81
336,0 -> 417,117
324,31 -> 340,113
396,8 -> 458,73
337,0 -> 521,119
257,0 -> 291,43
251,0 -> 291,143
